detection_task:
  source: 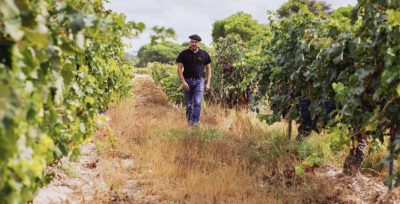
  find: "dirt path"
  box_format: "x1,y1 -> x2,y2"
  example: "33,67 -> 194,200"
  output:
34,74 -> 165,203
33,142 -> 105,203
34,74 -> 400,204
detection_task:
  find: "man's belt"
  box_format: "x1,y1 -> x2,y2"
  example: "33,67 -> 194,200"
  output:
185,77 -> 202,80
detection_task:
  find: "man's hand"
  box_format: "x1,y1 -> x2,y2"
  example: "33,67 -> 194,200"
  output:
205,64 -> 212,92
182,81 -> 190,92
205,82 -> 210,91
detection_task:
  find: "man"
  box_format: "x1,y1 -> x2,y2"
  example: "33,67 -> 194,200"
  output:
176,34 -> 212,126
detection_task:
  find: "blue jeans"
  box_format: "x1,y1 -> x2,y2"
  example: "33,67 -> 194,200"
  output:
184,78 -> 204,125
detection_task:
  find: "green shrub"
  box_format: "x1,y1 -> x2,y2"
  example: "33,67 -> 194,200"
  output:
149,62 -> 184,104
0,0 -> 144,202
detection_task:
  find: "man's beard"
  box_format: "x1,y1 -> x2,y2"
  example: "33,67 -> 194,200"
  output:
190,45 -> 198,50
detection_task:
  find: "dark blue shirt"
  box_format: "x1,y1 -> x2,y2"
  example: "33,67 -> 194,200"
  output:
176,48 -> 211,79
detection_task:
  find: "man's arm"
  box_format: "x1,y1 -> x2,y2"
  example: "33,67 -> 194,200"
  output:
177,63 -> 189,91
205,63 -> 212,91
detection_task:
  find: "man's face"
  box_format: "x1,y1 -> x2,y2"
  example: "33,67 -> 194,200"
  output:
190,40 -> 200,50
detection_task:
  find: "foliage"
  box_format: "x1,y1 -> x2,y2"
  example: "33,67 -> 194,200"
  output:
335,0 -> 400,186
0,0 -> 143,202
209,33 -> 265,108
211,12 -> 264,42
136,41 -> 184,67
150,26 -> 176,45
149,62 -> 184,104
209,11 -> 270,108
258,5 -> 356,127
277,0 -> 331,18
211,0 -> 400,186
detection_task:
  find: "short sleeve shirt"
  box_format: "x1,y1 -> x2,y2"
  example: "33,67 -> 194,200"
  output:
176,48 -> 211,78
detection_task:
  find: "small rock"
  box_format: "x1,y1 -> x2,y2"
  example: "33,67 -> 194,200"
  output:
121,159 -> 134,169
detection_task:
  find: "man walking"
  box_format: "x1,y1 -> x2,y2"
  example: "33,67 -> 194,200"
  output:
176,34 -> 212,126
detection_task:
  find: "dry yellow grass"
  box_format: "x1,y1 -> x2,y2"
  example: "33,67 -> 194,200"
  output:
34,75 -> 400,204
91,75 -> 342,203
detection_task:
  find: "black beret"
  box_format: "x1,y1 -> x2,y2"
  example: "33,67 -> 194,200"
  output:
189,34 -> 201,41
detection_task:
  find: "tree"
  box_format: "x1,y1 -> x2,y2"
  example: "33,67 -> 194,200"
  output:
211,12 -> 264,42
136,41 -> 184,67
150,26 -> 176,45
277,0 -> 331,18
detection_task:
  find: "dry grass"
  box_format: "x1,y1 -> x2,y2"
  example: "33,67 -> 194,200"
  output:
90,76 -> 341,203
35,75 -> 400,203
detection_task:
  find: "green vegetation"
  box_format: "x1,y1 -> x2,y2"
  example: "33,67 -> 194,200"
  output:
147,0 -> 400,188
210,0 -> 400,187
149,62 -> 184,104
150,26 -> 176,45
0,0 -> 143,202
136,41 -> 185,67
211,12 -> 265,42
1,0 -> 400,202
277,0 -> 331,18
152,126 -> 224,142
